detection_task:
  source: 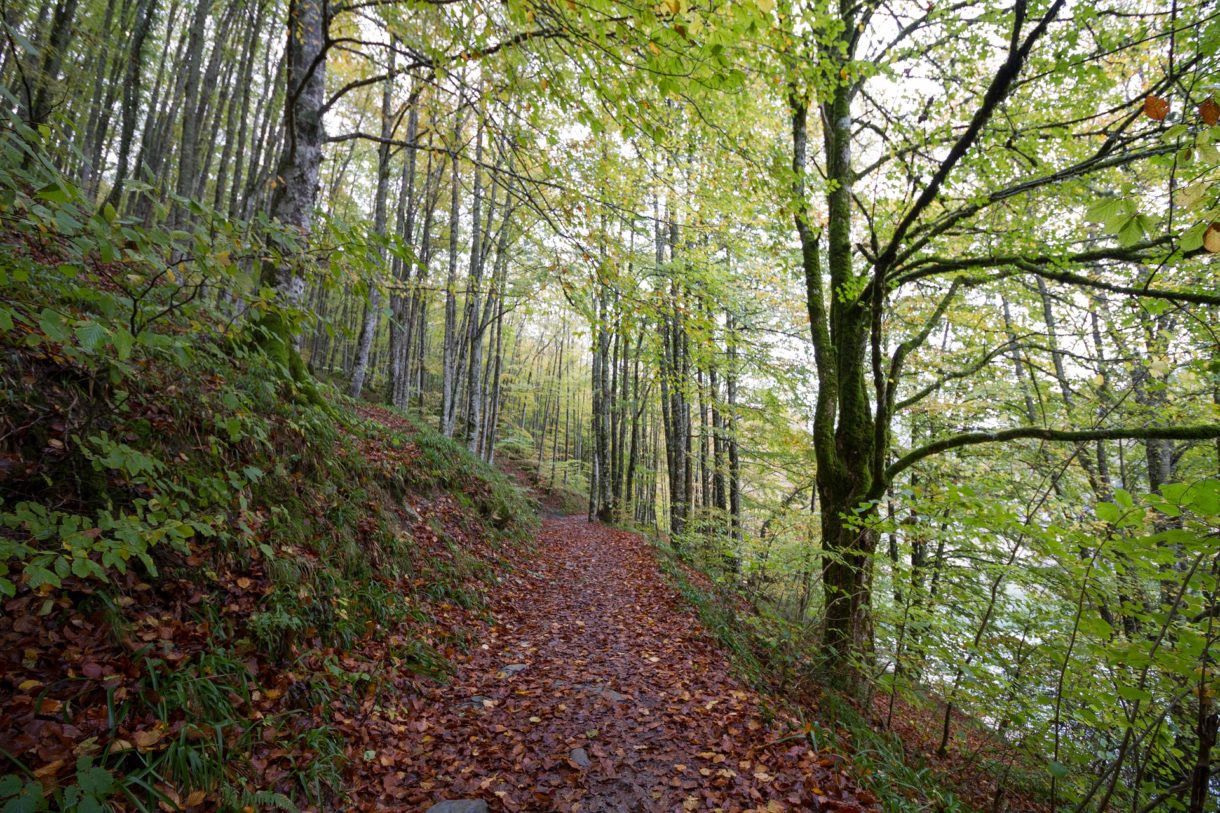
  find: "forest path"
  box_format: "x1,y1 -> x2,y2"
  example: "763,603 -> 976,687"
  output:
377,517 -> 874,813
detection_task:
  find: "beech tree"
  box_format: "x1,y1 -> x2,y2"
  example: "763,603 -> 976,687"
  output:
770,0 -> 1220,684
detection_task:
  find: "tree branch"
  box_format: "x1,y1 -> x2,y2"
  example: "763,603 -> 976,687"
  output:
894,340 -> 1021,412
887,424 -> 1220,483
872,0 -> 1066,275
1012,259 -> 1220,306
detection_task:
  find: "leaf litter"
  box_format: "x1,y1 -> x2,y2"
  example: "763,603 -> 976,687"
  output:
355,517 -> 877,812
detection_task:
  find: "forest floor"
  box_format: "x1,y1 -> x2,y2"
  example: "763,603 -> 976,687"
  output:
357,516 -> 877,812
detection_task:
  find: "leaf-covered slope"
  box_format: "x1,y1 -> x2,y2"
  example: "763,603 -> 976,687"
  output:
0,226 -> 537,810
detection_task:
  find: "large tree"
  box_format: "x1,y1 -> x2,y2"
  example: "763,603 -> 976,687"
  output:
776,0 -> 1220,683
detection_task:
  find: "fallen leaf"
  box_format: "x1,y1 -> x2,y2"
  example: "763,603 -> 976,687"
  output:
34,759 -> 65,778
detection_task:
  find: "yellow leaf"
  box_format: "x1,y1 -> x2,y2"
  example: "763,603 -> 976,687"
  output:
1174,183 -> 1206,210
133,727 -> 165,751
1205,223 -> 1220,253
34,759 -> 65,778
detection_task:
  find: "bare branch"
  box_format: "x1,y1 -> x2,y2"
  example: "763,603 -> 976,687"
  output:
887,424 -> 1220,483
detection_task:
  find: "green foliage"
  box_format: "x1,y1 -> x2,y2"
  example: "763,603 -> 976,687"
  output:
0,758 -> 119,813
818,693 -> 969,813
0,129 -> 536,810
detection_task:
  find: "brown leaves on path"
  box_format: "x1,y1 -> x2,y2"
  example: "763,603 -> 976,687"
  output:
354,518 -> 876,813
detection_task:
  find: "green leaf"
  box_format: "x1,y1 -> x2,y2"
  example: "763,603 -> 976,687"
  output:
0,782 -> 45,813
1181,221 -> 1208,251
74,763 -> 113,796
74,322 -> 107,353
1084,198 -> 1125,224
0,776 -> 21,798
1115,684 -> 1152,703
1185,479 -> 1220,517
1116,215 -> 1146,246
1095,502 -> 1121,523
38,309 -> 70,343
111,328 -> 134,360
25,564 -> 61,590
54,209 -> 81,234
1198,140 -> 1219,165
1160,482 -> 1188,503
35,182 -> 69,204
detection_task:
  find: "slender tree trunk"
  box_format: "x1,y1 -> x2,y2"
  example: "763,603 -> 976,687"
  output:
441,114 -> 463,435
25,0 -> 80,127
464,119 -> 487,451
350,47 -> 396,399
595,281 -> 613,521
727,311 -> 741,543
105,0 -> 157,208
388,93 -> 420,406
77,0 -> 119,194
166,0 -> 210,224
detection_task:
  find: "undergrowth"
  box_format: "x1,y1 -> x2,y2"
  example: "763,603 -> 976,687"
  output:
647,534 -> 984,813
0,120 -> 536,810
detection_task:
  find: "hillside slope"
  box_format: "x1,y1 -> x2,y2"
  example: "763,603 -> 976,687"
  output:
0,190 -> 537,810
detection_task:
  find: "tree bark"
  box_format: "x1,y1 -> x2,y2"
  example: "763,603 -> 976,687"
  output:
441,112 -> 463,435
26,0 -> 81,127
464,118 -> 487,451
350,46 -> 396,400
105,0 -> 156,208
254,0 -> 327,380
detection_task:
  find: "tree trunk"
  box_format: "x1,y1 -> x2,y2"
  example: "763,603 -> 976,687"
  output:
350,46 -> 395,400
255,0 -> 327,378
792,73 -> 877,688
727,310 -> 741,543
105,0 -> 156,208
464,119 -> 487,451
26,0 -> 81,127
441,114 -> 463,436
388,94 -> 420,407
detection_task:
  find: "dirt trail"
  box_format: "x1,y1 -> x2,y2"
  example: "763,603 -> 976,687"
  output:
364,517 -> 874,812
